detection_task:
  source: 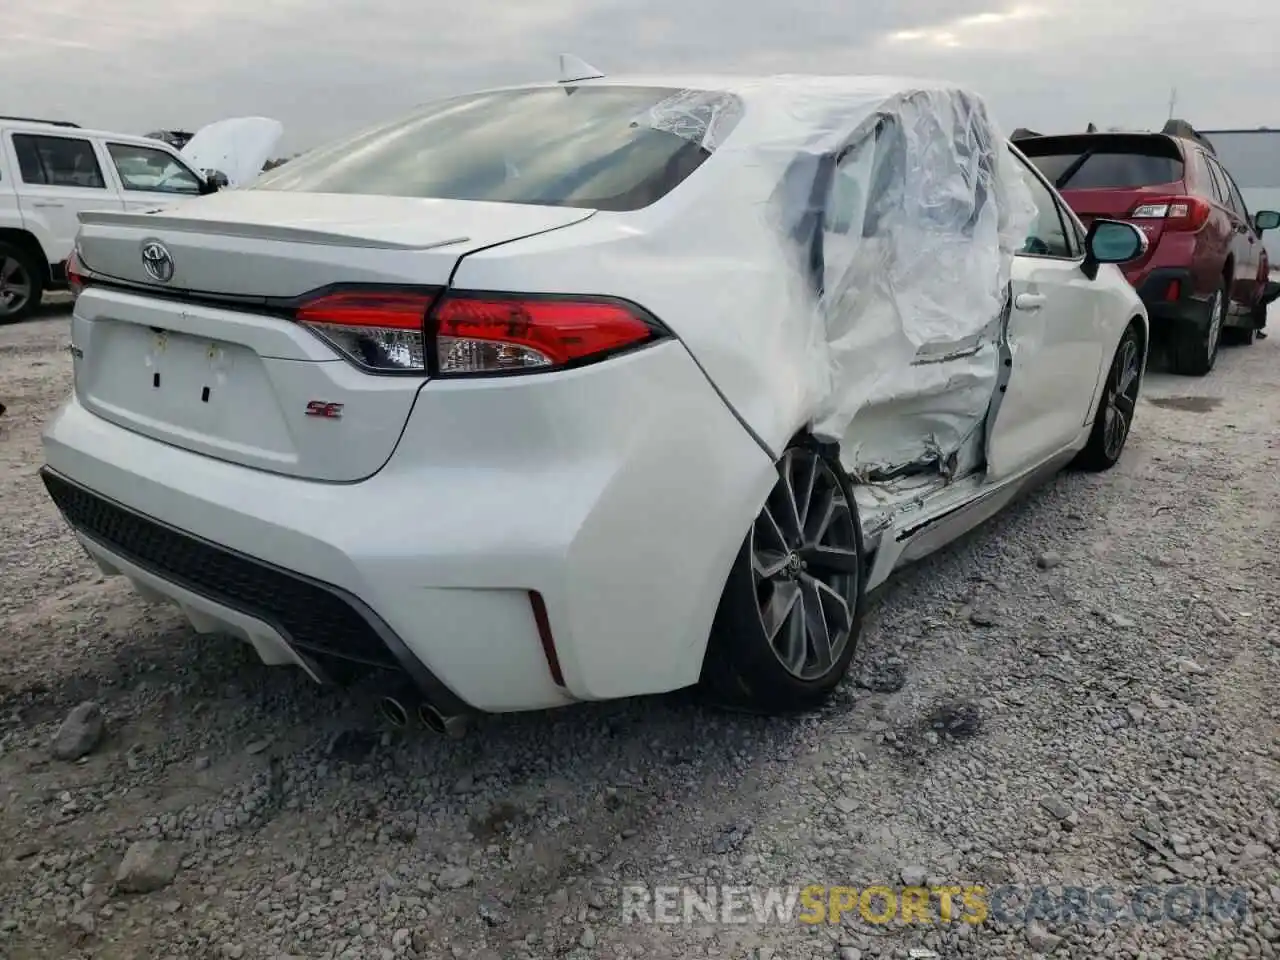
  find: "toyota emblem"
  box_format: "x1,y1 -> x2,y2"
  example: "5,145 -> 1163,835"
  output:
140,241 -> 175,283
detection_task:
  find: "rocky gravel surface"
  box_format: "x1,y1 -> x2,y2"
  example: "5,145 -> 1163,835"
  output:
1,306 -> 1277,960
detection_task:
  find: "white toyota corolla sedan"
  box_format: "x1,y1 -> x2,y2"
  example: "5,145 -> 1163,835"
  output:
41,68 -> 1149,727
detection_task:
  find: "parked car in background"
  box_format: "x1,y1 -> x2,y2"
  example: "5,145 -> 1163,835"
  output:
1201,128 -> 1280,314
178,117 -> 285,189
0,115 -> 283,322
145,129 -> 196,151
40,71 -> 1151,724
1018,120 -> 1280,373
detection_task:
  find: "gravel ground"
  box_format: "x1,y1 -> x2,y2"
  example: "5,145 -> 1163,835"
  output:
1,303 -> 1277,960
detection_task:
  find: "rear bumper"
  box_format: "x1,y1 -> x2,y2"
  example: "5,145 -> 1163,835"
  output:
41,341 -> 775,713
41,468 -> 471,714
1134,267 -> 1212,332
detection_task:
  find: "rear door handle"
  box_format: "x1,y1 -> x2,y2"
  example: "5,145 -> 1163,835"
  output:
31,201 -> 64,208
1014,293 -> 1046,311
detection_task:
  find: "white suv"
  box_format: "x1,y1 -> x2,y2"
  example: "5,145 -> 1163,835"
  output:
0,115 -> 282,322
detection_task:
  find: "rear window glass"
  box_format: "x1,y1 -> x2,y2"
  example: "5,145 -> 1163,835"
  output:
1020,136 -> 1184,190
1201,131 -> 1280,189
251,86 -> 743,212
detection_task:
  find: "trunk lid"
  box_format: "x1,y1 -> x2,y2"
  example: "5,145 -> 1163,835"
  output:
71,193 -> 595,482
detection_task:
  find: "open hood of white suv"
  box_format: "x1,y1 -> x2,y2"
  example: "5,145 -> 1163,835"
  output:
180,117 -> 285,188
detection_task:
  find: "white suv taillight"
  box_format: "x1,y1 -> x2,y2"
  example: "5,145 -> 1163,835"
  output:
294,287 -> 666,377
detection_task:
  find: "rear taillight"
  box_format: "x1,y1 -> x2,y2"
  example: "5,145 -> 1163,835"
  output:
293,288 -> 666,377
1129,196 -> 1211,232
295,289 -> 439,373
433,294 -> 661,375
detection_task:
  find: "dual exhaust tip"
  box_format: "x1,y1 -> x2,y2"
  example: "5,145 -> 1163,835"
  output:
379,695 -> 468,739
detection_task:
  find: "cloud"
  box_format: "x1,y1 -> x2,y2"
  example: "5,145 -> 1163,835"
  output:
3,0 -> 1277,150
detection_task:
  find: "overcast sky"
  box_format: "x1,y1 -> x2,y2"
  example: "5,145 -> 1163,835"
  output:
7,0 -> 1278,153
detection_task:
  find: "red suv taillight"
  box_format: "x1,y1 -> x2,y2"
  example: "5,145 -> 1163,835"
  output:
294,288 -> 667,376
1128,195 -> 1212,232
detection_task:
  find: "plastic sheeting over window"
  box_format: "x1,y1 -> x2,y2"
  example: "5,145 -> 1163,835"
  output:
594,76 -> 1036,473
639,88 -> 745,152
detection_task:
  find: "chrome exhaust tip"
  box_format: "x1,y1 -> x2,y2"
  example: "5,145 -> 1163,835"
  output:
379,696 -> 410,728
418,702 -> 468,740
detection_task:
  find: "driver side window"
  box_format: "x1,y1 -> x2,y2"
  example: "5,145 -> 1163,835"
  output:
1013,153 -> 1075,259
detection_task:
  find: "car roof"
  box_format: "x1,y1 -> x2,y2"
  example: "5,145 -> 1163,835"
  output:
576,72 -> 939,90
406,73 -> 970,119
0,118 -> 181,151
405,73 -> 984,157
452,72 -> 961,105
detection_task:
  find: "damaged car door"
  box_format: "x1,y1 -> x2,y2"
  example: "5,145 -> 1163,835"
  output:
817,115 -> 1007,487
985,151 -> 1108,480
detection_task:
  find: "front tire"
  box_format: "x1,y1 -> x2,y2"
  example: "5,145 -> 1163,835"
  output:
1168,280 -> 1225,376
1073,321 -> 1143,472
702,438 -> 865,714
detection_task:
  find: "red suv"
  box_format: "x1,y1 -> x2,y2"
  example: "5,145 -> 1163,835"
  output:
1017,122 -> 1280,375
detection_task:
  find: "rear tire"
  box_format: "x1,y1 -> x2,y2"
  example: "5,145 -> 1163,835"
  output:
702,437 -> 865,714
0,242 -> 44,325
1073,322 -> 1143,472
1168,279 -> 1225,376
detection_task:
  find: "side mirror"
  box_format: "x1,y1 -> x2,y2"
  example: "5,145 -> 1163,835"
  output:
1254,210 -> 1280,232
1082,219 -> 1147,280
197,170 -> 229,195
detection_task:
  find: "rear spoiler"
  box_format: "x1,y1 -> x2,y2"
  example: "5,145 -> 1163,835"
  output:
1014,119 -> 1217,154
76,208 -> 472,252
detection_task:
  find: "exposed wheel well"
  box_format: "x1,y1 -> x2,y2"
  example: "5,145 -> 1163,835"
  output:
0,228 -> 52,284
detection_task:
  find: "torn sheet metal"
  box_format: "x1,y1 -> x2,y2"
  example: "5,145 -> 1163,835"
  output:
600,75 -> 1035,475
